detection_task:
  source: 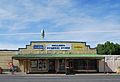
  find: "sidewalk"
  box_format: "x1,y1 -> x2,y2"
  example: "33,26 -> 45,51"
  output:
1,72 -> 120,76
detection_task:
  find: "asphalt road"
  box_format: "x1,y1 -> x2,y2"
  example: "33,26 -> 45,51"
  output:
0,75 -> 120,82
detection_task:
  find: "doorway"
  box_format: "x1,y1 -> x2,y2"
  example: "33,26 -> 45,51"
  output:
66,59 -> 74,74
49,60 -> 55,72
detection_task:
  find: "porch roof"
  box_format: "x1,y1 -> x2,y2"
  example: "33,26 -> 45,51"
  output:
12,54 -> 104,59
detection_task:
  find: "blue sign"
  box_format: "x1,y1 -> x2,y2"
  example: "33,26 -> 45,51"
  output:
33,45 -> 44,49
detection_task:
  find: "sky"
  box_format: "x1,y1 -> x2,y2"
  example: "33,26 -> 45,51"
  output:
0,0 -> 120,50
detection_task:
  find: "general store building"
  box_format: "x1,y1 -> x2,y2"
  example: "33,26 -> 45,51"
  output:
12,41 -> 105,74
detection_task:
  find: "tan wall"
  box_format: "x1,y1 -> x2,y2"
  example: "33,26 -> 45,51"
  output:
99,55 -> 120,73
0,41 -> 96,72
19,42 -> 96,55
0,51 -> 19,70
18,42 -> 96,73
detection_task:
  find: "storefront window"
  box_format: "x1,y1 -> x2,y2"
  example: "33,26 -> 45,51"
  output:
87,60 -> 97,70
59,59 -> 65,71
38,60 -> 47,71
31,60 -> 38,68
49,60 -> 55,72
74,59 -> 97,70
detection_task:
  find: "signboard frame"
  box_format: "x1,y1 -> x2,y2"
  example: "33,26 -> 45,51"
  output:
46,44 -> 71,50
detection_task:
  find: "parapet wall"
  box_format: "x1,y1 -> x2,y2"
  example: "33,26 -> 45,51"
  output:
19,41 -> 97,55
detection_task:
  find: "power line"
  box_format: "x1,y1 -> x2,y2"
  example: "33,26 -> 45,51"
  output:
0,30 -> 120,36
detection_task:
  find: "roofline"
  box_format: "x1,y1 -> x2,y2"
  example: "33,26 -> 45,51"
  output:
0,41 -> 96,51
12,54 -> 104,60
0,50 -> 18,51
13,57 -> 104,60
30,41 -> 96,49
30,41 -> 86,43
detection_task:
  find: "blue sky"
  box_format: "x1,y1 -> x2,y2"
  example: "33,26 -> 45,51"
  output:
0,0 -> 120,49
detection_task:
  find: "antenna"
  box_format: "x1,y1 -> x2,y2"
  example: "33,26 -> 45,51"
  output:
41,29 -> 45,40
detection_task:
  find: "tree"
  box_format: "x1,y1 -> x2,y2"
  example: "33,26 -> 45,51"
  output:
97,41 -> 120,55
114,43 -> 120,55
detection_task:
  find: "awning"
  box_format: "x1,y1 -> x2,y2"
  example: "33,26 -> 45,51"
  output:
12,54 -> 105,60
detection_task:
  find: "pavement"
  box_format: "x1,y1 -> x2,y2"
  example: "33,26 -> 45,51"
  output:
1,72 -> 120,76
0,72 -> 120,82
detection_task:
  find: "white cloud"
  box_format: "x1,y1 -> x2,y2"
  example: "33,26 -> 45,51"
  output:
6,0 -> 73,31
0,0 -> 120,49
0,8 -> 16,19
0,0 -> 73,31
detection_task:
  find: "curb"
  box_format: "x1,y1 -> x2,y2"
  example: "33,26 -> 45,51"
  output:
0,72 -> 120,76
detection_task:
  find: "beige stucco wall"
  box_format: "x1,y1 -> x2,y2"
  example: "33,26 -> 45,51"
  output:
99,55 -> 120,73
0,41 -> 96,71
0,50 -> 19,70
19,42 -> 97,55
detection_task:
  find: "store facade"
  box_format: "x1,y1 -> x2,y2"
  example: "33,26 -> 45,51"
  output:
12,41 -> 104,74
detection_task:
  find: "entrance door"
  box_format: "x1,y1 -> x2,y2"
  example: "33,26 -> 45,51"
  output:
66,60 -> 74,74
49,60 -> 55,72
59,59 -> 65,72
68,60 -> 73,70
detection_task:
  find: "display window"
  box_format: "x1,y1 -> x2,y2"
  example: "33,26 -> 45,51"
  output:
38,60 -> 47,71
59,59 -> 65,71
31,60 -> 38,68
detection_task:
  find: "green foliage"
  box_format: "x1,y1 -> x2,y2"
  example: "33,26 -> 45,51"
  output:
97,41 -> 120,55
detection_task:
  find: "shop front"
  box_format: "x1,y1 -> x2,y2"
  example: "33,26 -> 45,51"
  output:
12,54 -> 104,74
11,41 -> 105,74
